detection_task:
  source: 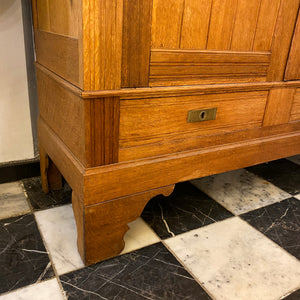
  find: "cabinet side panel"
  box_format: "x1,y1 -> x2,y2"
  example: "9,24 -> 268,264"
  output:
290,90 -> 300,121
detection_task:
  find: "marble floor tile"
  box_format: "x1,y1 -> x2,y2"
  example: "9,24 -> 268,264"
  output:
287,155 -> 300,166
60,243 -> 211,300
0,182 -> 30,220
241,197 -> 300,259
22,177 -> 71,210
35,204 -> 161,275
282,289 -> 300,300
0,279 -> 64,300
121,218 -> 160,255
34,205 -> 84,276
191,169 -> 290,214
142,182 -> 233,239
165,217 -> 300,300
0,214 -> 55,295
246,159 -> 300,195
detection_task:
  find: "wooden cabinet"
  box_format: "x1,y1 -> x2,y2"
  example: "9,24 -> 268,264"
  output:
32,0 -> 300,265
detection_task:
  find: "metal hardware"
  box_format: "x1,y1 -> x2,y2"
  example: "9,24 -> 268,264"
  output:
187,108 -> 217,123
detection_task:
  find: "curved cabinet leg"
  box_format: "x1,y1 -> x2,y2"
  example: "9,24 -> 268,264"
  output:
72,185 -> 174,265
39,143 -> 63,193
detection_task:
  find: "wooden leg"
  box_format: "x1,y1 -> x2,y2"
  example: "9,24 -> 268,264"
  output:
72,185 -> 175,265
39,143 -> 63,193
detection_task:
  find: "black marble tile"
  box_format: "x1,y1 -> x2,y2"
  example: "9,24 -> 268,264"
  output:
22,177 -> 71,210
60,242 -> 211,300
0,214 -> 55,294
283,289 -> 300,299
241,197 -> 300,259
142,182 -> 234,239
246,159 -> 300,195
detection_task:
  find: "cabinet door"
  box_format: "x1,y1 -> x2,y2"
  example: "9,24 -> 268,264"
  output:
122,0 -> 300,88
285,14 -> 300,81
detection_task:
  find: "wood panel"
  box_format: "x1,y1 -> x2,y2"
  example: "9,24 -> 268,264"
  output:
85,132 -> 300,205
230,0 -> 261,51
206,0 -> 238,50
86,97 -> 120,166
36,67 -> 86,166
151,0 -> 184,48
253,0 -> 281,51
291,90 -> 300,121
119,91 -> 268,148
34,0 -> 80,37
82,0 -> 123,90
149,49 -> 270,86
267,0 -> 300,81
121,0 -> 152,88
180,0 -> 213,49
285,14 -> 300,81
119,123 -> 300,162
263,88 -> 296,126
34,29 -> 80,87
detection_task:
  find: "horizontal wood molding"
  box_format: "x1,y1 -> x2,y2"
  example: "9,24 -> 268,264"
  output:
120,91 -> 268,148
285,13 -> 300,81
84,131 -> 300,205
149,49 -> 271,86
34,29 -> 80,87
121,0 -> 152,88
86,97 -> 120,166
291,89 -> 300,121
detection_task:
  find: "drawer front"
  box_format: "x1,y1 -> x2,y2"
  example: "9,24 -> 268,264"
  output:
119,91 -> 268,159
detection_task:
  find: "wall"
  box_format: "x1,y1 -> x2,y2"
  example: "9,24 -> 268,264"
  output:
0,0 -> 34,163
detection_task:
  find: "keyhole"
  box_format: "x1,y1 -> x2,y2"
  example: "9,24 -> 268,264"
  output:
199,111 -> 206,120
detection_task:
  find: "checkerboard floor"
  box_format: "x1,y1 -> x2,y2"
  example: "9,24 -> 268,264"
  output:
0,156 -> 299,299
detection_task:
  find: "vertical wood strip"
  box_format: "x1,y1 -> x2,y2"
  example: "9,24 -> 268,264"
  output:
180,0 -> 213,49
31,0 -> 38,29
36,0 -> 51,31
151,0 -> 185,49
230,0 -> 261,51
88,97 -> 120,166
82,0 -> 123,90
121,0 -> 153,88
263,88 -> 296,126
206,0 -> 238,50
252,0 -> 281,51
285,13 -> 300,80
267,0 -> 300,81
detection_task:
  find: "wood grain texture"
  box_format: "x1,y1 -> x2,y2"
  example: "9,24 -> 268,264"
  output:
121,0 -> 152,88
151,0 -> 184,48
180,0 -> 213,49
267,0 -> 300,81
263,88 -> 296,126
285,14 -> 300,81
86,97 -> 120,166
74,185 -> 174,264
82,0 -> 123,90
206,0 -> 238,50
230,0 -> 261,51
149,49 -> 270,86
36,67 -> 86,166
119,123 -> 300,161
84,131 -> 300,205
34,29 -> 80,87
291,90 -> 300,121
253,0 -> 281,51
120,91 -> 268,148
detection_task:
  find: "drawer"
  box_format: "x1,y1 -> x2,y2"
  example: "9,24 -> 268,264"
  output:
119,91 -> 268,159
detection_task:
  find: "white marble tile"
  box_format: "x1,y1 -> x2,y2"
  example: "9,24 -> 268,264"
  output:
34,204 -> 84,276
294,194 -> 300,200
191,169 -> 291,214
35,204 -> 160,275
121,218 -> 160,255
287,155 -> 300,165
0,279 -> 64,300
165,217 -> 300,300
0,182 -> 30,220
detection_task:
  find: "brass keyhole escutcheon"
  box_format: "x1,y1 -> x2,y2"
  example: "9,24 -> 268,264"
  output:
187,108 -> 217,123
199,111 -> 206,120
